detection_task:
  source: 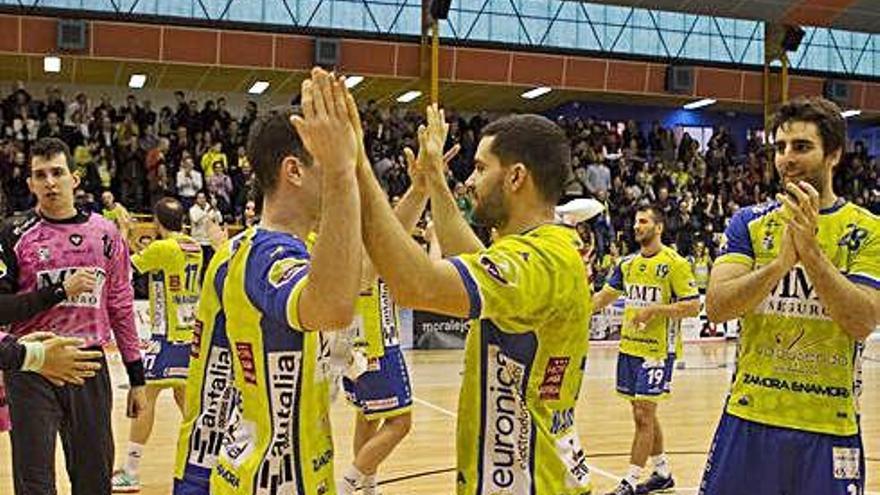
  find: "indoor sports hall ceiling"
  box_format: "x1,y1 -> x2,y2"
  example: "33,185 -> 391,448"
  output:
0,53 -> 680,113
589,0 -> 880,34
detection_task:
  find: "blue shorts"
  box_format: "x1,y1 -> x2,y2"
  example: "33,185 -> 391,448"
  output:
342,345 -> 413,420
616,352 -> 675,400
144,335 -> 191,385
700,412 -> 865,495
173,476 -> 208,495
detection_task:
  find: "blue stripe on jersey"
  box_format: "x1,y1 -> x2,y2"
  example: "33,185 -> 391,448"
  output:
848,273 -> 880,290
448,258 -> 482,319
243,230 -> 310,328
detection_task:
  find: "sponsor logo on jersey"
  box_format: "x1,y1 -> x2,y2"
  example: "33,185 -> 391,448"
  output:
759,266 -> 830,320
539,357 -> 569,400
479,256 -> 509,285
37,247 -> 50,261
255,351 -> 302,495
481,345 -> 533,493
550,407 -> 575,436
169,275 -> 181,292
191,320 -> 204,358
741,372 -> 850,398
832,447 -> 861,479
267,258 -> 308,289
555,431 -> 591,489
235,343 -> 258,385
377,282 -> 399,346
625,284 -> 663,307
188,345 -> 233,469
69,233 -> 83,246
37,267 -> 106,308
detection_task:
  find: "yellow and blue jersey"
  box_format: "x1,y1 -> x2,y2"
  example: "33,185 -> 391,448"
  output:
449,224 -> 593,495
132,232 -> 204,343
605,246 -> 699,360
717,198 -> 880,436
351,279 -> 400,359
173,235 -> 236,489
211,227 -> 335,495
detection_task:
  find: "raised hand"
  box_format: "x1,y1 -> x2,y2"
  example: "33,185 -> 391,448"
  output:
291,68 -> 359,176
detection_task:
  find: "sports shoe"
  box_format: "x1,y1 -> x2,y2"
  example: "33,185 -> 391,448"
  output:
635,472 -> 675,494
111,469 -> 141,493
604,480 -> 636,495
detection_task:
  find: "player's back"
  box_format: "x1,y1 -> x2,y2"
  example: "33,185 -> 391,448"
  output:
211,227 -> 335,495
451,224 -> 592,495
135,233 -> 204,342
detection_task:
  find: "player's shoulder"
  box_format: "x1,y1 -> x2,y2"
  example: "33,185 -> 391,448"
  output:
838,201 -> 880,228
0,211 -> 41,246
249,228 -> 309,261
661,245 -> 690,265
730,200 -> 782,228
86,211 -> 120,233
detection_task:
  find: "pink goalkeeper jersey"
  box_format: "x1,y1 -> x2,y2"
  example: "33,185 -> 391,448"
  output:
0,210 -> 141,364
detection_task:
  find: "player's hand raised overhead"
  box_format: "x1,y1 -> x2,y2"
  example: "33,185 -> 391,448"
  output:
292,67 -> 359,175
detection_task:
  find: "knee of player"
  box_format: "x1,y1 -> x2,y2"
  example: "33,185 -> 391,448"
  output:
386,412 -> 412,438
631,402 -> 656,429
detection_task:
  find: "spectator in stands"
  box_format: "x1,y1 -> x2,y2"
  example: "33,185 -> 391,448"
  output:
189,191 -> 222,269
146,138 -> 170,206
175,154 -> 202,211
206,162 -> 233,218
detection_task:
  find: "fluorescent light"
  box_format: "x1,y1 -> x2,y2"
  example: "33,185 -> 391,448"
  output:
344,75 -> 364,89
841,109 -> 861,118
128,74 -> 147,89
683,98 -> 717,110
396,90 -> 422,103
521,86 -> 552,99
248,81 -> 270,95
43,56 -> 61,73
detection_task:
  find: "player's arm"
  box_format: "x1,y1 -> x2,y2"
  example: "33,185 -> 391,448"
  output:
706,210 -> 794,323
356,148 -> 471,317
421,105 -> 484,256
592,261 -> 624,311
294,71 -> 363,331
798,248 -> 879,339
105,228 -> 146,387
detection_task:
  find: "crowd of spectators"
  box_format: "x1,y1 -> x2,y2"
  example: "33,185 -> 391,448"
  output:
1,82 -> 878,288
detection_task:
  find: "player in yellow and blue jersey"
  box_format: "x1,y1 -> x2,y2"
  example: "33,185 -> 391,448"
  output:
353,100 -> 594,495
206,69 -> 363,495
172,235 -> 236,495
701,97 -> 880,495
113,197 -> 203,493
592,205 -> 700,495
337,134 -> 460,495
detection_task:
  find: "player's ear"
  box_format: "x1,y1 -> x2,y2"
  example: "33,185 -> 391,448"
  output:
509,162 -> 527,192
281,155 -> 305,187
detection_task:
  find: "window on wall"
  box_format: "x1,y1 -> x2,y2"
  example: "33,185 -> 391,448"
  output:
676,126 -> 714,152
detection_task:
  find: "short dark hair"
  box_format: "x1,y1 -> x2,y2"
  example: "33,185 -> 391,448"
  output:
637,204 -> 665,226
770,96 -> 846,156
30,137 -> 72,172
246,106 -> 310,196
154,197 -> 185,232
480,114 -> 570,203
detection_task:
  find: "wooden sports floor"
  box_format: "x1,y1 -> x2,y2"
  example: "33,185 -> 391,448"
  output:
1,340 -> 878,494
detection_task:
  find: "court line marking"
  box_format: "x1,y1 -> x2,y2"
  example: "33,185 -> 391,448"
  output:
412,397 -> 880,493
412,396 -> 622,482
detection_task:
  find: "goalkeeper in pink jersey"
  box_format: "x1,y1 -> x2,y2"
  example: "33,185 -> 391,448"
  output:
0,137 -> 147,495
